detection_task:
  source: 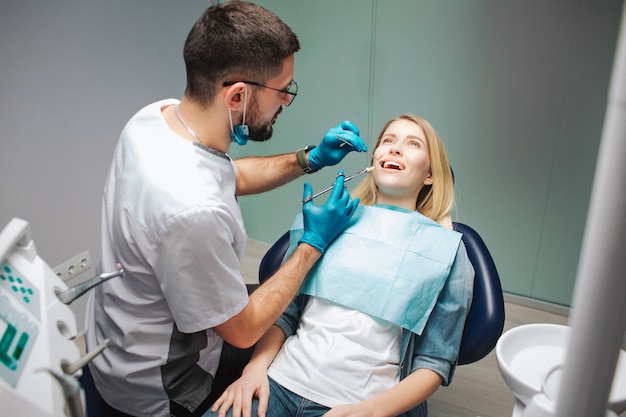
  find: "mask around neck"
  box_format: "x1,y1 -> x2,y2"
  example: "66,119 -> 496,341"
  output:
231,124 -> 249,146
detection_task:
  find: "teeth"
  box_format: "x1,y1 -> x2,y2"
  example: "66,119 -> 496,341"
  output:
382,161 -> 403,170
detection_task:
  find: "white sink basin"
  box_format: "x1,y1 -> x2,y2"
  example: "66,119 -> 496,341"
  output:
496,323 -> 626,414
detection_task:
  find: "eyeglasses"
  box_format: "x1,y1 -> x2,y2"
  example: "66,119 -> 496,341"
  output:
222,80 -> 298,106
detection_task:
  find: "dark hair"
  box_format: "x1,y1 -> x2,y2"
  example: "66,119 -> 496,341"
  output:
183,0 -> 300,105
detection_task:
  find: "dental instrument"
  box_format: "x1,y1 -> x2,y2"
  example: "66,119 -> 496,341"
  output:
0,217 -> 123,417
302,166 -> 373,204
336,135 -> 380,161
56,265 -> 124,305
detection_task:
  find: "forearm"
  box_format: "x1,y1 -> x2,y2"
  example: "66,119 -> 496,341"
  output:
235,152 -> 305,195
213,243 -> 320,347
234,121 -> 366,195
359,369 -> 441,417
244,325 -> 286,372
245,242 -> 318,329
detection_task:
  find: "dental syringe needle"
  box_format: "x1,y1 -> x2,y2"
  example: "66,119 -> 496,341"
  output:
302,166 -> 373,204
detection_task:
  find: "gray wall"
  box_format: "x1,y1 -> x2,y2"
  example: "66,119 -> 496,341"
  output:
0,0 -> 622,321
0,0 -> 208,322
233,0 -> 623,307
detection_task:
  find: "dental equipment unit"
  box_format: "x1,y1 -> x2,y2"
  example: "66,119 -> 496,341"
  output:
0,218 -> 124,417
302,166 -> 373,204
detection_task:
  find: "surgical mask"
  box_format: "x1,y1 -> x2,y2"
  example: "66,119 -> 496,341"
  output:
228,85 -> 249,146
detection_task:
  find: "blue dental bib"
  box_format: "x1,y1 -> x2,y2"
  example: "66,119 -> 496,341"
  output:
287,205 -> 462,335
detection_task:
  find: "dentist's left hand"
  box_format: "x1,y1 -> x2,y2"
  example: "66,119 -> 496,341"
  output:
308,120 -> 368,171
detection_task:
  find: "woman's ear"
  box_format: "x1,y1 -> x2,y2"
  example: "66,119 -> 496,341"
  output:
424,172 -> 433,185
223,82 -> 247,110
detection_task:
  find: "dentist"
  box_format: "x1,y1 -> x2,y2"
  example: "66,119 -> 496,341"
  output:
84,2 -> 365,417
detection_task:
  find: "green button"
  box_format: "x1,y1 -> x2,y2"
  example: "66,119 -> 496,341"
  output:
13,332 -> 29,360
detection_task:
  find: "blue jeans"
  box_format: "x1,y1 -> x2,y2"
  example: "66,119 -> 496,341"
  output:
203,377 -> 330,417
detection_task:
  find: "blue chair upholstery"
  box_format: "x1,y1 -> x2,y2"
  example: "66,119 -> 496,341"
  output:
258,221 -> 505,366
452,222 -> 505,364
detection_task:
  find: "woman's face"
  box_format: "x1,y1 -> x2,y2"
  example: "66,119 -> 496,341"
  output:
372,119 -> 432,209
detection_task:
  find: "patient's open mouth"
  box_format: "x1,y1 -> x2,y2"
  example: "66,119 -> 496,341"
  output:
381,160 -> 404,170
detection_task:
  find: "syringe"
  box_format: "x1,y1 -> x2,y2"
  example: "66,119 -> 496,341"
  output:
302,166 -> 374,204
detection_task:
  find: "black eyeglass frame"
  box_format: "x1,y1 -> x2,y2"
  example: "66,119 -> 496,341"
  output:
222,80 -> 298,106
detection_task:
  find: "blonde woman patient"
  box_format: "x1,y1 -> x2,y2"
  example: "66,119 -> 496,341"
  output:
206,113 -> 475,417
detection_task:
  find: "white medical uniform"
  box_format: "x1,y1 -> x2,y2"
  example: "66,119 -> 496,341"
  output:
84,99 -> 249,417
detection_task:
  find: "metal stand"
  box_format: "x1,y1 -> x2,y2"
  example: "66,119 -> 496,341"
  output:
554,2 -> 626,416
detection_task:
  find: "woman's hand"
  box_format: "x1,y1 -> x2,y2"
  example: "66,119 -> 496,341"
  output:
211,363 -> 270,417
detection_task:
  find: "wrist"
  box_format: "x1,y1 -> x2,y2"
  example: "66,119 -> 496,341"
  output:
298,236 -> 325,255
243,359 -> 270,374
296,145 -> 318,174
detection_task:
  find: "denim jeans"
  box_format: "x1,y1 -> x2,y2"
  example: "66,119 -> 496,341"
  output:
203,377 -> 330,417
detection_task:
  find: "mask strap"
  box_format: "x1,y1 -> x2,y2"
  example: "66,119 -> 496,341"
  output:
228,108 -> 235,133
241,85 -> 247,126
228,85 -> 250,146
228,86 -> 248,132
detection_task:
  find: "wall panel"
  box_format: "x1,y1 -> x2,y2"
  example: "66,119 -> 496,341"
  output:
242,0 -> 622,306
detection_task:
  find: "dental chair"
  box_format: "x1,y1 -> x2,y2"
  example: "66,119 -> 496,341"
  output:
80,221 -> 504,416
199,220 -> 505,414
257,221 -> 506,365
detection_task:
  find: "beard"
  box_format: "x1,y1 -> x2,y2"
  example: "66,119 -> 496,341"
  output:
243,101 -> 282,142
247,121 -> 273,142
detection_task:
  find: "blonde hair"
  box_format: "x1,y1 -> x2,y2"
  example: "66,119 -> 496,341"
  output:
351,113 -> 455,229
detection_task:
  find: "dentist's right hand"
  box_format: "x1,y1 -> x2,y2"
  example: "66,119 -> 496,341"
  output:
299,171 -> 360,254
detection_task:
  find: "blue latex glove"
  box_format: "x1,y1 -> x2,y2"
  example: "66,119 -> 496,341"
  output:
308,121 -> 368,171
300,171 -> 360,254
